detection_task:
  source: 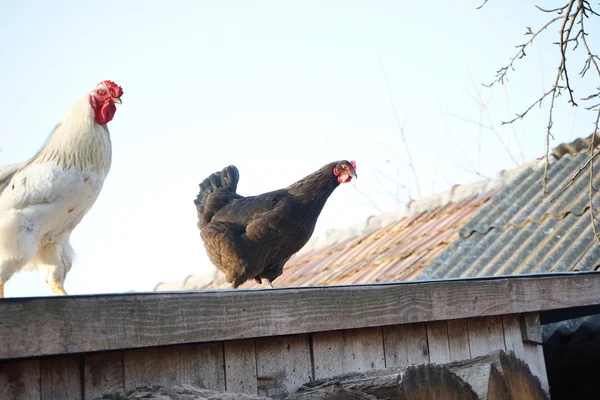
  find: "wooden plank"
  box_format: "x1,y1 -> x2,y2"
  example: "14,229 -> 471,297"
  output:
447,319 -> 470,362
382,323 -> 428,367
2,272 -> 600,359
123,342 -> 224,391
184,342 -> 225,391
0,359 -> 40,400
467,316 -> 506,357
84,351 -> 124,399
224,339 -> 257,395
520,312 -> 543,344
255,334 -> 312,398
312,327 -> 385,380
501,314 -> 525,360
40,355 -> 81,400
426,321 -> 450,364
523,343 -> 549,393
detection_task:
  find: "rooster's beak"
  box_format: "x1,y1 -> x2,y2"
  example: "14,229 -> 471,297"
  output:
111,97 -> 122,104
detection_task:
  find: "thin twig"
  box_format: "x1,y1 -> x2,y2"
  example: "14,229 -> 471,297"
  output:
549,146 -> 600,202
379,53 -> 422,199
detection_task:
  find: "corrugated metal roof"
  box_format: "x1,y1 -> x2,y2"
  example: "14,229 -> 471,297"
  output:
418,151 -> 600,281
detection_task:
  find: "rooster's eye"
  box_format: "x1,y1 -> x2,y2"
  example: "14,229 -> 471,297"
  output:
97,89 -> 106,96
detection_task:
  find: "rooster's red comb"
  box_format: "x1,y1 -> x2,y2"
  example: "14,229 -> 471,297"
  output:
99,80 -> 124,98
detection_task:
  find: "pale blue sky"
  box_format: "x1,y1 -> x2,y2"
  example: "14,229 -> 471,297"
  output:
1,1 -> 598,296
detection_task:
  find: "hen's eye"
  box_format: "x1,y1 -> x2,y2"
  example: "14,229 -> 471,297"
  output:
97,89 -> 106,96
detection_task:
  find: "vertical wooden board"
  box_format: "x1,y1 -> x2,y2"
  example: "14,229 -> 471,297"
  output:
181,342 -> 225,391
0,359 -> 40,400
84,351 -> 124,400
40,355 -> 82,400
312,330 -> 345,379
426,321 -> 451,364
382,323 -> 428,368
520,312 -> 543,344
124,343 -> 225,391
224,339 -> 257,395
124,347 -> 179,389
313,328 -> 385,380
447,319 -> 470,362
255,335 -> 312,397
341,327 -> 385,373
501,314 -> 525,360
523,343 -> 549,393
467,316 -> 506,357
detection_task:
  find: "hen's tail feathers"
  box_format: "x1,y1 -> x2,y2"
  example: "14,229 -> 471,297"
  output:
0,163 -> 21,196
194,165 -> 240,224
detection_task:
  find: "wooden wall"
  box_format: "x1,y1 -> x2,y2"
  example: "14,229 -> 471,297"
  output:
0,313 -> 547,400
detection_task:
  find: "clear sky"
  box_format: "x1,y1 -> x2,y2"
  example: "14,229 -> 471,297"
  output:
1,0 -> 598,296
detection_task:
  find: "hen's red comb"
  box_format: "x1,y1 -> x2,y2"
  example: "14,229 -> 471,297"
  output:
350,160 -> 357,169
99,80 -> 124,98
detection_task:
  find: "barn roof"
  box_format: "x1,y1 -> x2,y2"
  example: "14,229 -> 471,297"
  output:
418,141 -> 600,280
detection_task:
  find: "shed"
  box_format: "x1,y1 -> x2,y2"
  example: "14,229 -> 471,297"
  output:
2,273 -> 600,399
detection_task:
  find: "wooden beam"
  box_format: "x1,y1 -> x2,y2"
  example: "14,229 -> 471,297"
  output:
520,313 -> 543,344
1,273 -> 600,360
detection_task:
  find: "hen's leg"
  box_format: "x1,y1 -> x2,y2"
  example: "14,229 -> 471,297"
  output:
261,278 -> 274,289
34,238 -> 73,296
0,212 -> 37,298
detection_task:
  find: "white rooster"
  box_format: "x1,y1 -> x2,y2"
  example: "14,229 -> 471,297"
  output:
0,80 -> 123,297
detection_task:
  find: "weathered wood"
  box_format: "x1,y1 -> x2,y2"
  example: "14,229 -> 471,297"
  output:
124,343 -> 224,391
520,313 -> 543,344
185,342 -> 226,391
40,355 -> 82,400
255,335 -> 312,398
84,351 -> 124,399
467,316 -> 505,357
2,273 -> 600,359
496,351 -> 548,399
0,359 -> 40,400
446,319 -> 470,362
286,383 -> 376,400
312,328 -> 385,380
224,339 -> 257,395
301,350 -> 522,400
427,321 -> 450,364
401,364 -> 479,400
382,323 -> 428,367
451,358 -> 510,399
89,384 -> 269,400
523,343 -> 549,394
501,314 -> 525,360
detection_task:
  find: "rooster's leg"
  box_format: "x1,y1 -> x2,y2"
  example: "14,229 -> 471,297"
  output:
261,278 -> 275,289
47,280 -> 68,296
0,282 -> 4,298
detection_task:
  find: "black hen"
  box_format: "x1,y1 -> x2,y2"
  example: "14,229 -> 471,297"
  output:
194,160 -> 357,288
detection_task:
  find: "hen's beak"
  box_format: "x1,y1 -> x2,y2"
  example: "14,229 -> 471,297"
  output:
111,97 -> 122,104
349,170 -> 358,179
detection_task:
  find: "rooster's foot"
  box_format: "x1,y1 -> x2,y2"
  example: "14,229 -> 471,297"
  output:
47,280 -> 68,296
